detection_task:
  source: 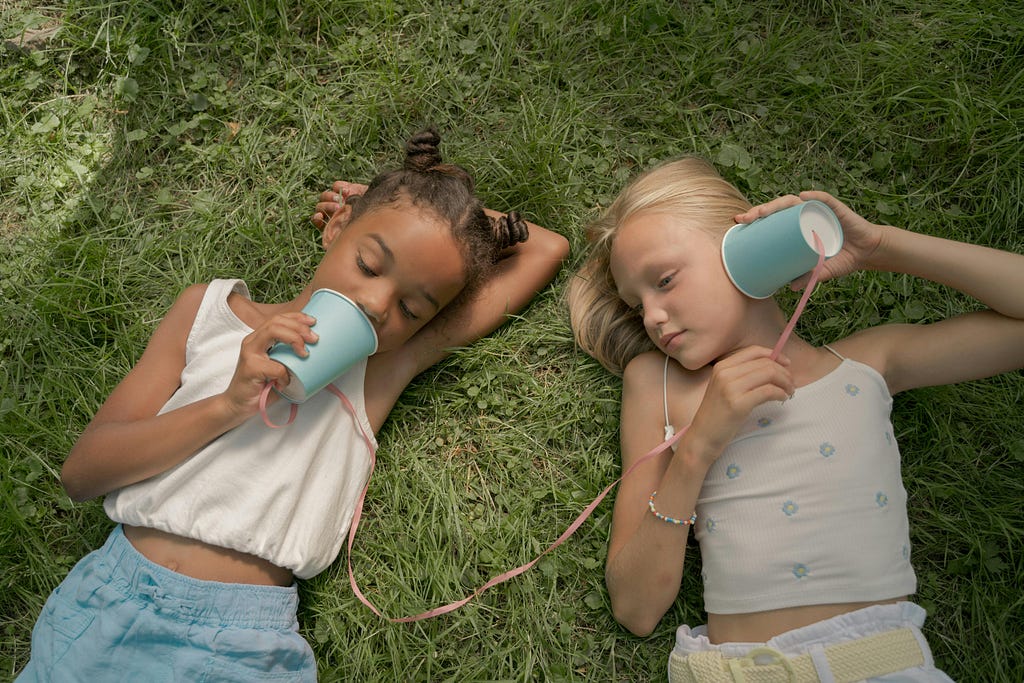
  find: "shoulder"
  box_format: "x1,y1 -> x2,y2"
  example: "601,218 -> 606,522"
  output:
175,283 -> 210,310
622,350 -> 667,386
623,351 -> 710,392
151,283 -> 208,331
622,351 -> 709,422
141,284 -> 207,344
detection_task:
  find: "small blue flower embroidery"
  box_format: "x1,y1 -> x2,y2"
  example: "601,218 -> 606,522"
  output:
726,463 -> 741,479
902,544 -> 910,560
757,417 -> 773,428
792,564 -> 810,579
845,383 -> 861,396
819,442 -> 836,458
876,492 -> 889,507
705,518 -> 717,533
782,500 -> 799,516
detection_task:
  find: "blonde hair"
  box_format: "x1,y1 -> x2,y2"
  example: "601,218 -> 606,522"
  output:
567,157 -> 752,376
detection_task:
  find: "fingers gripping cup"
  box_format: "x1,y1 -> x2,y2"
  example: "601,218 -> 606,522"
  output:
721,200 -> 843,299
268,289 -> 378,403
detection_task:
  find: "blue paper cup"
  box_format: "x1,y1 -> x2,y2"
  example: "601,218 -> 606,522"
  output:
721,200 -> 843,299
268,289 -> 378,403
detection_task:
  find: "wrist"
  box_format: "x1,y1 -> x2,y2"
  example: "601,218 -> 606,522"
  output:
213,391 -> 256,430
861,223 -> 904,272
671,432 -> 715,480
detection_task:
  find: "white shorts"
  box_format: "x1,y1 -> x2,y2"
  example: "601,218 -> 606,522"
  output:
670,602 -> 954,682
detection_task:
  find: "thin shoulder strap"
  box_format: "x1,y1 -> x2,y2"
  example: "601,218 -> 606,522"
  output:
823,344 -> 846,361
663,355 -> 676,447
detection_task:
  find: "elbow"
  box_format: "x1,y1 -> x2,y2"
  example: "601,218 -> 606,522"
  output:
61,462 -> 95,503
523,224 -> 569,263
549,232 -> 570,263
606,571 -> 664,637
609,593 -> 660,637
61,475 -> 88,504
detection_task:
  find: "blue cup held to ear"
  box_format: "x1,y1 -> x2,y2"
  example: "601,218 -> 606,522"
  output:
721,200 -> 844,299
268,289 -> 378,403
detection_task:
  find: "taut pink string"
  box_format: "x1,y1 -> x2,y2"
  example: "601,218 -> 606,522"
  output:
770,232 -> 826,362
282,232 -> 827,622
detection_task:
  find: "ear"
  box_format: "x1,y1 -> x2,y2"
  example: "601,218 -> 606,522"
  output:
322,203 -> 354,250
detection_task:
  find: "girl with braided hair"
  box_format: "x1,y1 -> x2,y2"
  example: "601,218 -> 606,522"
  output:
18,127 -> 568,682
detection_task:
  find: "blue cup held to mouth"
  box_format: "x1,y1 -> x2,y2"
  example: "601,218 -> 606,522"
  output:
268,289 -> 378,403
721,200 -> 844,299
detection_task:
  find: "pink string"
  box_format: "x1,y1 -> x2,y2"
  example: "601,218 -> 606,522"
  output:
259,383 -> 297,428
316,232 -> 827,622
342,397 -> 686,623
770,232 -> 826,360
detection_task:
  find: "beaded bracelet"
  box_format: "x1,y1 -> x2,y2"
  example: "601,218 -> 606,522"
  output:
648,491 -> 697,526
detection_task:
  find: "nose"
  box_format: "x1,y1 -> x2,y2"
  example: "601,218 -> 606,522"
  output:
641,296 -> 666,330
355,283 -> 390,326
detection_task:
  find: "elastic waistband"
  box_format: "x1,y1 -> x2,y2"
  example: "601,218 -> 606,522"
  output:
669,626 -> 926,683
100,525 -> 300,629
675,602 -> 927,657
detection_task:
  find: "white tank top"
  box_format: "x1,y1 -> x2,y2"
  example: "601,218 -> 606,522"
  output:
664,351 -> 916,613
105,279 -> 377,579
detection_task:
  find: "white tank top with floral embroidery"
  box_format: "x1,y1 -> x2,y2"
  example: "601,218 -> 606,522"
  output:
664,352 -> 916,614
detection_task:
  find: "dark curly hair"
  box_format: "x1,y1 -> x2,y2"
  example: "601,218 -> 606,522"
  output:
346,127 -> 528,306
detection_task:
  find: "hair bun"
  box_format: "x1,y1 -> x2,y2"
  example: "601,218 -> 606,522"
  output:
404,126 -> 443,172
491,211 -> 530,251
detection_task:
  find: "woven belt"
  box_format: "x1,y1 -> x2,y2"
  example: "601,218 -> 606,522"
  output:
668,627 -> 925,683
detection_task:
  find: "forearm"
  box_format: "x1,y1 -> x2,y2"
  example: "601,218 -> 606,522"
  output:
606,442 -> 710,636
62,393 -> 245,502
870,227 -> 1024,318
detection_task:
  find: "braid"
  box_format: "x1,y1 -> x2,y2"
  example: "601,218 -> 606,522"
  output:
402,126 -> 476,193
490,210 -> 530,252
402,127 -> 444,173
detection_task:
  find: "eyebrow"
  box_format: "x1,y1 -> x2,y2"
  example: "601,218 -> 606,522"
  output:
369,233 -> 442,311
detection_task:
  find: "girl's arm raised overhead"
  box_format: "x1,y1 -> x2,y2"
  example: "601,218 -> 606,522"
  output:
61,285 -> 318,501
393,209 -> 568,371
796,191 -> 1024,394
366,208 -> 568,429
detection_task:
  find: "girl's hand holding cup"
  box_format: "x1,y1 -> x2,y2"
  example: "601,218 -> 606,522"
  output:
224,312 -> 318,418
793,191 -> 886,286
733,191 -> 886,291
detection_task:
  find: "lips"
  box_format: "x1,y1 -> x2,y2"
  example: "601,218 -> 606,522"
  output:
659,331 -> 683,350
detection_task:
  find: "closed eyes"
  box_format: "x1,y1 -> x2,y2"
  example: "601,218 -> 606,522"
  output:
357,252 -> 419,320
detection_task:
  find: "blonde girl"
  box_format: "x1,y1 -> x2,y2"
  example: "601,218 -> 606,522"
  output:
568,156 -> 1024,682
18,127 -> 569,682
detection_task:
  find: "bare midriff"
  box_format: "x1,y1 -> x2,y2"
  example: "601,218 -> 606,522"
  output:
707,597 -> 907,644
123,525 -> 294,587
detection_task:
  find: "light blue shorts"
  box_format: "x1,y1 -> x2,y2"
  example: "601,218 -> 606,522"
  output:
17,525 -> 316,682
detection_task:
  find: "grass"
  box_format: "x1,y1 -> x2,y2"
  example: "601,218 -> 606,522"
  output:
1,0 -> 1022,680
